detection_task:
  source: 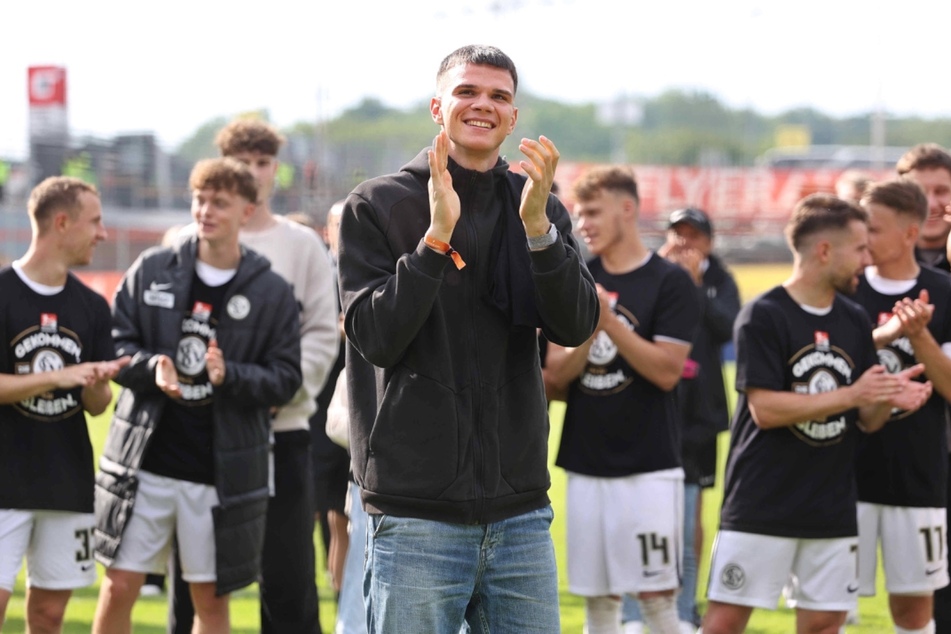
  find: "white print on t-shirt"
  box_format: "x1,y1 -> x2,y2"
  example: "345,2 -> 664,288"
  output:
789,346 -> 855,446
581,307 -> 637,394
877,347 -> 903,374
177,335 -> 208,377
11,325 -> 84,421
174,316 -> 217,403
876,337 -> 918,420
14,331 -> 81,363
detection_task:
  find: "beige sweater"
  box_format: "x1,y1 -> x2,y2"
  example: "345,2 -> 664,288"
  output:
238,216 -> 339,433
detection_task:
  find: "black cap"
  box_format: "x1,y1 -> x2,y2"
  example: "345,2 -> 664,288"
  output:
668,207 -> 713,237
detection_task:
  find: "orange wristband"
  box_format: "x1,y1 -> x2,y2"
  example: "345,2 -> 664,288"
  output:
424,235 -> 466,270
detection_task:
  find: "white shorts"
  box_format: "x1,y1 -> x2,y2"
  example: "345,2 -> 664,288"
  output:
857,502 -> 949,595
707,530 -> 859,611
0,509 -> 97,592
566,469 -> 683,596
109,470 -> 218,583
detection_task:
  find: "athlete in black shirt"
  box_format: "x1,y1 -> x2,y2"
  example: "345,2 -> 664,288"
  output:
703,194 -> 932,634
0,177 -> 128,632
548,166 -> 699,634
852,180 -> 951,633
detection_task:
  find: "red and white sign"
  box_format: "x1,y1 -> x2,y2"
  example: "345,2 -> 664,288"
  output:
28,66 -> 68,139
28,66 -> 67,107
554,162 -> 893,227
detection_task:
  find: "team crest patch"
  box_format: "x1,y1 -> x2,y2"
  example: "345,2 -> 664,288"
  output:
227,295 -> 251,320
721,563 -> 745,590
40,313 -> 57,332
878,312 -> 892,327
814,330 -> 829,351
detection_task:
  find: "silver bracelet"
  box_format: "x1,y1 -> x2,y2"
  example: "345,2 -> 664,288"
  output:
527,223 -> 558,251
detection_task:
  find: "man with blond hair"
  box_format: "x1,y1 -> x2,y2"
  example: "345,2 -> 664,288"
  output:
547,166 -> 699,634
851,179 -> 951,634
0,176 -> 128,633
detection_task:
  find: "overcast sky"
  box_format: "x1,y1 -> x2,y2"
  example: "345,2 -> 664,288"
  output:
2,0 -> 946,159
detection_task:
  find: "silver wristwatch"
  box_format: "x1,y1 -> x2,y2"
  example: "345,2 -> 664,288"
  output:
527,223 -> 558,251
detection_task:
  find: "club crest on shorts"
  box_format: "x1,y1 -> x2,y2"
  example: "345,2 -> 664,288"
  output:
227,295 -> 250,320
721,563 -> 745,590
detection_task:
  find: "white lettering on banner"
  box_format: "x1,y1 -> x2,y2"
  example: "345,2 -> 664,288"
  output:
553,163 -> 894,224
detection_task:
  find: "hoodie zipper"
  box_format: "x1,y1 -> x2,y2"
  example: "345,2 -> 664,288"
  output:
461,170 -> 486,524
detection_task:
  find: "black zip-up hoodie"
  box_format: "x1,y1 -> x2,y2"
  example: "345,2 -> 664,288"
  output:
94,238 -> 302,594
338,148 -> 599,524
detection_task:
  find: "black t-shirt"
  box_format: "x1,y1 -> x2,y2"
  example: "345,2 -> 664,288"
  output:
0,267 -> 114,512
142,273 -> 231,484
852,266 -> 951,507
555,254 -> 699,477
720,286 -> 877,538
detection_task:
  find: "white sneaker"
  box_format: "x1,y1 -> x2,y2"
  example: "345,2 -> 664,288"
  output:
139,583 -> 163,597
621,622 -> 645,634
680,621 -> 699,634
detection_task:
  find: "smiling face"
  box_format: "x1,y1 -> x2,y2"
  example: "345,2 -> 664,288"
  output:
430,63 -> 517,171
191,187 -> 254,248
904,167 -> 951,249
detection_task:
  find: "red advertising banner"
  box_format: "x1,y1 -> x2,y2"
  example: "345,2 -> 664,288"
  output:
28,66 -> 67,106
554,163 -> 894,226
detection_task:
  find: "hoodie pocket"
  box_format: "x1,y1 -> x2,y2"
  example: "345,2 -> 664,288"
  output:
498,367 -> 549,493
364,368 -> 462,499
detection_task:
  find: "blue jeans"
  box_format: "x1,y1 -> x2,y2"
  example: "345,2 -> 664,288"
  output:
622,482 -> 701,624
364,505 -> 560,634
336,482 -> 368,634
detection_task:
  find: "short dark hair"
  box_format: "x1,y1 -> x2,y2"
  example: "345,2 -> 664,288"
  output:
896,143 -> 951,178
215,119 -> 285,157
28,176 -> 98,228
785,193 -> 868,253
189,158 -> 258,203
572,166 -> 639,203
437,45 -> 518,94
862,179 -> 928,225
